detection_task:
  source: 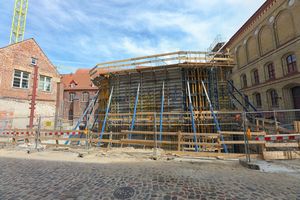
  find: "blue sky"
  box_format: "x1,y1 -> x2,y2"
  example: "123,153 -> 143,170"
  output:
0,0 -> 265,73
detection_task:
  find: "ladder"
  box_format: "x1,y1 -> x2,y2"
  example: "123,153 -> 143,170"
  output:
65,91 -> 100,145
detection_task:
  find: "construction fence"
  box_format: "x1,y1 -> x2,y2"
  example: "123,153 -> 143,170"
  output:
0,109 -> 299,159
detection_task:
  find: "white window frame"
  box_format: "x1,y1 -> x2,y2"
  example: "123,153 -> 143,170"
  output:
69,92 -> 75,102
31,57 -> 37,66
82,92 -> 89,102
39,75 -> 52,92
12,70 -> 30,89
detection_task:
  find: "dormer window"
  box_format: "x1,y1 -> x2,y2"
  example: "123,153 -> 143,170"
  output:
69,80 -> 77,88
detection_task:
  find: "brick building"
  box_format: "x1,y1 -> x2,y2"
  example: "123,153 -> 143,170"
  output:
0,38 -> 61,128
61,69 -> 98,126
224,0 -> 300,111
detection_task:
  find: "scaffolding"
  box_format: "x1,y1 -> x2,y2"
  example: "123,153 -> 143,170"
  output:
90,51 -> 236,152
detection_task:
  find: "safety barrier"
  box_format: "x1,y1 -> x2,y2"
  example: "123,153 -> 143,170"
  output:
255,134 -> 300,160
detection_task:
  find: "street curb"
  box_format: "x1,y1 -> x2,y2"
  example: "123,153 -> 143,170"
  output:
239,159 -> 260,170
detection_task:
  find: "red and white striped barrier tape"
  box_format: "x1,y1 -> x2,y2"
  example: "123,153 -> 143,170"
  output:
45,131 -> 80,136
256,134 -> 300,141
0,131 -> 34,135
0,131 -> 81,136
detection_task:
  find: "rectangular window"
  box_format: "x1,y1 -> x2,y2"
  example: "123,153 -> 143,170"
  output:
82,92 -> 89,102
31,57 -> 37,66
255,93 -> 262,108
267,63 -> 276,80
39,75 -> 52,92
270,90 -> 279,107
13,70 -> 29,89
253,70 -> 259,85
241,75 -> 247,88
69,92 -> 75,101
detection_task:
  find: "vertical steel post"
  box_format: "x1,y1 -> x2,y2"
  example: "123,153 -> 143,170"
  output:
154,112 -> 158,158
99,86 -> 114,140
243,111 -> 251,162
187,81 -> 199,152
273,110 -> 278,134
129,83 -> 140,140
159,82 -> 165,142
35,116 -> 41,149
29,63 -> 38,128
201,81 -> 228,153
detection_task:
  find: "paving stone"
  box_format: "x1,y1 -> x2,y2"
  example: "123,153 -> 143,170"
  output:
0,158 -> 299,199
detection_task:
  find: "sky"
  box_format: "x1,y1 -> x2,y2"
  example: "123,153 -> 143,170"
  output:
0,0 -> 265,73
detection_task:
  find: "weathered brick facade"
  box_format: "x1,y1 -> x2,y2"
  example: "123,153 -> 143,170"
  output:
61,69 -> 98,126
225,0 -> 300,111
0,39 -> 61,127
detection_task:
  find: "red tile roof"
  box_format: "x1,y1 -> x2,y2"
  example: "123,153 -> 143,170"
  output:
61,69 -> 97,90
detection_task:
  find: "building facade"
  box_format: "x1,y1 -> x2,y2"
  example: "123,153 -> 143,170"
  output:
225,0 -> 300,111
61,69 -> 98,126
0,39 -> 61,128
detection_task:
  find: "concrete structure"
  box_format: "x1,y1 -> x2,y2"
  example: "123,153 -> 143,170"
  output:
224,0 -> 300,111
0,39 -> 61,128
61,69 -> 98,126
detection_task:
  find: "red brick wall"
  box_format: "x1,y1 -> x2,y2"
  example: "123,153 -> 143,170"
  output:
62,90 -> 98,121
0,39 -> 60,102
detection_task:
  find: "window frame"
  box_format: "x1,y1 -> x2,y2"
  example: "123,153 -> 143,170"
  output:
31,57 -> 37,66
12,69 -> 30,89
82,92 -> 89,102
268,89 -> 279,107
38,75 -> 52,92
286,54 -> 297,74
266,63 -> 276,80
252,69 -> 260,85
240,74 -> 247,88
254,93 -> 262,108
69,92 -> 75,102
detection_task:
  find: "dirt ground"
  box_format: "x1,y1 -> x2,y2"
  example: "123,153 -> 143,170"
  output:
0,146 -> 167,164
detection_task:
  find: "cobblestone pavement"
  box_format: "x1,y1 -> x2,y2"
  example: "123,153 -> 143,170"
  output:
0,158 -> 299,200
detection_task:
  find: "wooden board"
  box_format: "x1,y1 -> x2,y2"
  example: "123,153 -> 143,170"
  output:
265,142 -> 300,148
165,151 -> 261,159
263,151 -> 300,160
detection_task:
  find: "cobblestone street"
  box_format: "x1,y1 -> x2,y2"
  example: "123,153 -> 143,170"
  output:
0,157 -> 299,200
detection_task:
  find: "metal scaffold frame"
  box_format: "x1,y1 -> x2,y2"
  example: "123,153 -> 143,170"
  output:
10,0 -> 29,44
90,51 -> 235,152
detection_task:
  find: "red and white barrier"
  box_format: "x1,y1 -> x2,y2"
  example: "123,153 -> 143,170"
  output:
0,131 -> 34,135
256,134 -> 300,141
0,131 -> 81,136
45,131 -> 80,136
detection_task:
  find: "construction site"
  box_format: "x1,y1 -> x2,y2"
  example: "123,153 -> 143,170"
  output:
1,0 -> 300,162
1,49 -> 299,161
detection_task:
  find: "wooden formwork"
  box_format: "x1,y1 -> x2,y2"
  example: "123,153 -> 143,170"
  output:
90,51 -> 237,153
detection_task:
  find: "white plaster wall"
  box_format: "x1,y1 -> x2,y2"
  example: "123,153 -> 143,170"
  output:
0,98 -> 56,129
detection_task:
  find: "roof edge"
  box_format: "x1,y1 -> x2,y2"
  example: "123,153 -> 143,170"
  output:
223,0 -> 276,49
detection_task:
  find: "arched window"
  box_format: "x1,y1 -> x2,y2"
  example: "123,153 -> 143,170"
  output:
267,89 -> 279,107
240,74 -> 247,88
252,69 -> 259,85
266,63 -> 276,80
274,10 -> 296,45
259,26 -> 275,55
246,36 -> 259,62
286,54 -> 297,73
253,93 -> 262,108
